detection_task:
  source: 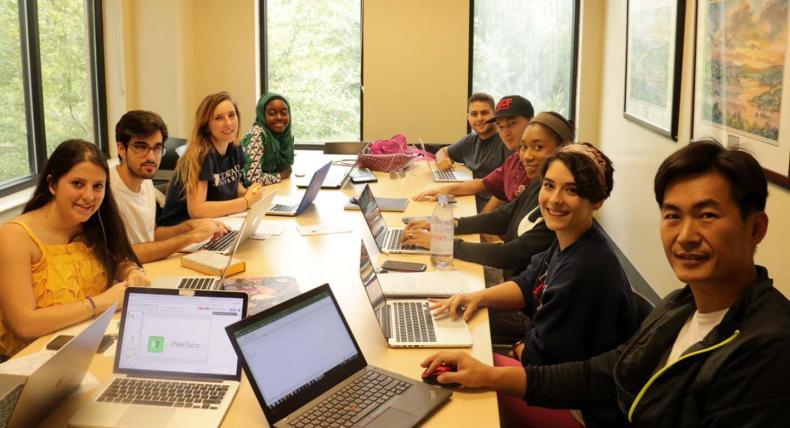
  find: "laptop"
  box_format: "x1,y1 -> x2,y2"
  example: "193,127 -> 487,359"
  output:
153,195 -> 275,291
181,190 -> 275,254
4,304 -> 116,428
0,374 -> 25,428
358,184 -> 428,254
69,288 -> 248,428
268,161 -> 331,216
296,160 -> 355,189
418,138 -> 473,182
359,241 -> 472,348
224,284 -> 452,428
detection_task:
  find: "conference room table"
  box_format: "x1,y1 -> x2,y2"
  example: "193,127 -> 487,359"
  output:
17,150 -> 500,427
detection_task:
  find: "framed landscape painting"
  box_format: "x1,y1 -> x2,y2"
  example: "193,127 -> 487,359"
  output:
692,0 -> 790,188
624,0 -> 686,140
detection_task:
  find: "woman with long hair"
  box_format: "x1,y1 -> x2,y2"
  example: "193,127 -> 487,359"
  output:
422,143 -> 641,428
0,140 -> 147,358
159,92 -> 264,226
242,92 -> 295,186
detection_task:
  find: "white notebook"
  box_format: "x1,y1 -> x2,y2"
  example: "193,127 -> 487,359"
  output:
376,271 -> 471,298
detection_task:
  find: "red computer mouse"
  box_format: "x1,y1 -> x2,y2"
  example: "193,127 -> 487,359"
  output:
422,363 -> 461,388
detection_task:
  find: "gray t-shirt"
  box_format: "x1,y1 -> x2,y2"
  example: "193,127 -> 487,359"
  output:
446,132 -> 511,211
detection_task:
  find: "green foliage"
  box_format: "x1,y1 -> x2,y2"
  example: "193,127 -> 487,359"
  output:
0,0 -> 93,187
472,0 -> 574,117
266,0 -> 361,142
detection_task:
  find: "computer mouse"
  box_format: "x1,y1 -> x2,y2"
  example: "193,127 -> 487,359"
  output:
421,364 -> 461,388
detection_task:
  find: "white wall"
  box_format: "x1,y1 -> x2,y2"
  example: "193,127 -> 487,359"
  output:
595,0 -> 790,297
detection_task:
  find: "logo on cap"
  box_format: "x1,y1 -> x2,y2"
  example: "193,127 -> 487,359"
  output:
496,98 -> 513,112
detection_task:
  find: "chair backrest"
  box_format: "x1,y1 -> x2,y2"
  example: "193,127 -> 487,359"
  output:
159,137 -> 187,171
323,141 -> 367,155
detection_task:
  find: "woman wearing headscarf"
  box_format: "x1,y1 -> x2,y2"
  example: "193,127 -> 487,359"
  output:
242,92 -> 295,186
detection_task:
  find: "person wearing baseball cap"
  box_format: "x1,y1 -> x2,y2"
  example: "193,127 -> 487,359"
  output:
413,95 -> 535,214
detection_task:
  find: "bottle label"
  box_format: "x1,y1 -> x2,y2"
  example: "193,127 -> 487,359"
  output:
430,223 -> 454,255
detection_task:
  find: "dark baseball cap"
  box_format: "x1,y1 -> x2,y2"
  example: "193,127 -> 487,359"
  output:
486,95 -> 534,123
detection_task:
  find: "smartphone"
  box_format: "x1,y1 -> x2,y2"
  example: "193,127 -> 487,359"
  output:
381,260 -> 427,272
402,215 -> 431,224
46,334 -> 116,353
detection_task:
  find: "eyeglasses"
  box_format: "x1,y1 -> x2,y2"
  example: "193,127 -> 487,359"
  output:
129,143 -> 166,157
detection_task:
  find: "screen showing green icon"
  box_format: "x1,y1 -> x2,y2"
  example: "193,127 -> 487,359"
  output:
147,336 -> 164,353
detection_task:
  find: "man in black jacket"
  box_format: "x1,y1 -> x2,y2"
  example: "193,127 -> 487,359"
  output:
422,140 -> 790,427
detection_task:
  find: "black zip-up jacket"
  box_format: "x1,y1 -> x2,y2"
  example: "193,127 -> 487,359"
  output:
524,266 -> 790,427
453,180 -> 555,276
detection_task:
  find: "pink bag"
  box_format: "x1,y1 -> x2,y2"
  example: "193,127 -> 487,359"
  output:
357,134 -> 433,172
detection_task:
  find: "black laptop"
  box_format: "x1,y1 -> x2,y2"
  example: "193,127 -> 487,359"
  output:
224,284 -> 452,427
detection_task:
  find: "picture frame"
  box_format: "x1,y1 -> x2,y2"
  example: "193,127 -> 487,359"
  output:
624,0 -> 686,140
691,0 -> 790,189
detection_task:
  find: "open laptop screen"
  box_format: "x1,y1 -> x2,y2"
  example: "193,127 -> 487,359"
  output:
358,185 -> 387,249
359,241 -> 387,332
227,284 -> 366,423
116,289 -> 246,380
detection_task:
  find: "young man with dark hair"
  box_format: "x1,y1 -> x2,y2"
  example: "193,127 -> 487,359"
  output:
415,95 -> 534,213
422,140 -> 790,427
430,92 -> 511,211
111,110 -> 228,263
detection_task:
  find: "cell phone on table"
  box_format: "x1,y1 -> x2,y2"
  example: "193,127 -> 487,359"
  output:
381,260 -> 427,272
46,334 -> 116,353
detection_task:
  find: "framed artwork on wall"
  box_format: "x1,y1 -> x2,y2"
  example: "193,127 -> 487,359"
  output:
691,0 -> 790,189
624,0 -> 686,140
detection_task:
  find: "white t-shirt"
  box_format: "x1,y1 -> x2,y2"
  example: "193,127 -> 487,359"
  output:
109,165 -> 157,244
666,307 -> 730,364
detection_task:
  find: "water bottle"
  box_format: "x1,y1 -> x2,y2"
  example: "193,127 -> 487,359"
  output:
430,194 -> 454,269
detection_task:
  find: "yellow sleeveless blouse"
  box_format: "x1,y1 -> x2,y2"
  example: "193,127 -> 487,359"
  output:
0,221 -> 107,356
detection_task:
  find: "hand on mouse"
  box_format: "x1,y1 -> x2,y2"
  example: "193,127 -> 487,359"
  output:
420,351 -> 492,389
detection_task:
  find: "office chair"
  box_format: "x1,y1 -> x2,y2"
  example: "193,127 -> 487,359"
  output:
323,141 -> 367,155
154,137 -> 187,193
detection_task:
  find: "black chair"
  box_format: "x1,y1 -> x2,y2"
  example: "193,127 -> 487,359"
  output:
154,137 -> 187,193
323,141 -> 367,155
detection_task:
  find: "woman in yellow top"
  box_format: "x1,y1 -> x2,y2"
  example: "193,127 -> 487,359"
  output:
0,139 -> 148,358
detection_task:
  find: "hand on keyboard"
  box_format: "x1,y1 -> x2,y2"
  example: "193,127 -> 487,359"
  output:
428,292 -> 481,322
187,218 -> 230,244
399,228 -> 430,250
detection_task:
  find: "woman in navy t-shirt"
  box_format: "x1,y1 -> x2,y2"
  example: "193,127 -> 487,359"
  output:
159,92 -> 264,226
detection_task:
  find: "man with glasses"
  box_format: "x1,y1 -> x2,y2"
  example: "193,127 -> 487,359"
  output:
111,110 -> 228,263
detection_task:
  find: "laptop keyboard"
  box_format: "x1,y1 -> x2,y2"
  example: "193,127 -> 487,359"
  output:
97,378 -> 230,410
202,230 -> 238,252
350,168 -> 376,180
433,170 -> 457,181
393,301 -> 437,343
288,370 -> 411,427
383,229 -> 403,251
270,203 -> 296,213
0,383 -> 23,426
178,277 -> 218,290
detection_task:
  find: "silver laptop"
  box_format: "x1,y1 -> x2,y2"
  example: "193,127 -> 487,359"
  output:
224,284 -> 452,428
0,374 -> 25,428
419,138 -> 473,182
153,194 -> 274,290
359,241 -> 472,348
358,184 -> 429,254
181,191 -> 275,254
5,304 -> 115,428
295,160 -> 355,189
69,288 -> 247,428
267,161 -> 331,216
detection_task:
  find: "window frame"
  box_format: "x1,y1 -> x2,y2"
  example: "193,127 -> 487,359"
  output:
467,0 -> 582,127
259,0 -> 364,149
2,0 -> 108,197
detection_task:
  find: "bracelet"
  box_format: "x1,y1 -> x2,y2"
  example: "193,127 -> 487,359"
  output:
85,296 -> 97,317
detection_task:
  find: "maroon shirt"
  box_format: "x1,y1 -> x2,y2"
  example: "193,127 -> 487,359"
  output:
482,153 -> 530,201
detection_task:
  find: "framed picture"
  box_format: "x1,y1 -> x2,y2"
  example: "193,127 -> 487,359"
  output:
624,0 -> 686,140
691,0 -> 790,189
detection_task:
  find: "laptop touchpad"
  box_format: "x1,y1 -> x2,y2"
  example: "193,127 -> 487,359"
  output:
363,407 -> 419,427
118,406 -> 175,427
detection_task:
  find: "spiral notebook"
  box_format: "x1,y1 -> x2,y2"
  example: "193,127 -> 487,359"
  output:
376,271 -> 471,298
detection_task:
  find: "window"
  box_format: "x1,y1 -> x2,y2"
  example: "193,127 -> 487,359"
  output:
261,0 -> 362,144
471,0 -> 580,120
0,0 -> 106,196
